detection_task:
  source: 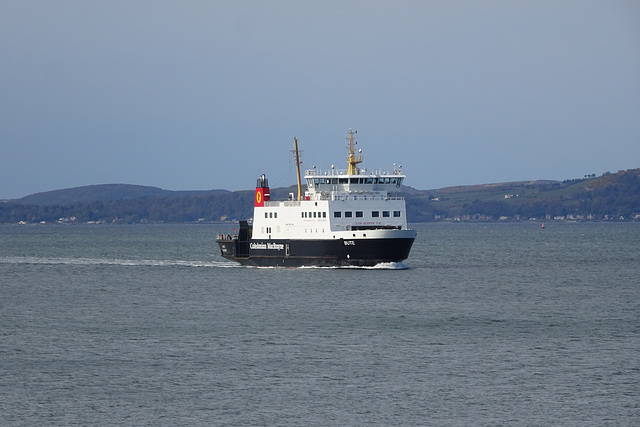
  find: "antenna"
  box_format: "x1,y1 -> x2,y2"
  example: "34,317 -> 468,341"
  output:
346,129 -> 362,175
292,138 -> 303,201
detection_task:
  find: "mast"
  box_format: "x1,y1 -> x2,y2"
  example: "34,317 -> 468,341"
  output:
294,137 -> 302,201
346,129 -> 362,175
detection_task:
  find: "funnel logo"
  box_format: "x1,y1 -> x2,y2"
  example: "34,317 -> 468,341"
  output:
255,188 -> 264,207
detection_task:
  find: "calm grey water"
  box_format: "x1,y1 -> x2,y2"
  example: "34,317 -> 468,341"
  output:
1,222 -> 638,426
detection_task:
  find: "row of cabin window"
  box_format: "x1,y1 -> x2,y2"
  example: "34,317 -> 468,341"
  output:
311,177 -> 403,185
264,212 -> 278,218
302,211 -> 327,219
334,210 -> 401,218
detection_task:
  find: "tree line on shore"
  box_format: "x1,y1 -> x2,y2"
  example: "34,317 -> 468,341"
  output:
1,169 -> 639,224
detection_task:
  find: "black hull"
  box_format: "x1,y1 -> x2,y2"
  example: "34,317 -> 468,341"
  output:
217,237 -> 415,267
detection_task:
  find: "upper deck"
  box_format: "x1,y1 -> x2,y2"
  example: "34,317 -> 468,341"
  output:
304,167 -> 405,200
302,129 -> 405,200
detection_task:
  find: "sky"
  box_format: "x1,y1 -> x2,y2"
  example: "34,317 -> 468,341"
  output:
1,1 -> 639,199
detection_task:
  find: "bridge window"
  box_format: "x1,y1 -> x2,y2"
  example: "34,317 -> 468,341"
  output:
339,178 -> 348,184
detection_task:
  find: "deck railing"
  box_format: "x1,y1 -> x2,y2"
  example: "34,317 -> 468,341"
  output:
264,196 -> 404,207
304,167 -> 404,177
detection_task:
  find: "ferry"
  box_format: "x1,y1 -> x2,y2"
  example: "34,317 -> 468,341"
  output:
216,130 -> 417,267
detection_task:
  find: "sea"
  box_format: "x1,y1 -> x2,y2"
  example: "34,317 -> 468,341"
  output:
1,222 -> 638,426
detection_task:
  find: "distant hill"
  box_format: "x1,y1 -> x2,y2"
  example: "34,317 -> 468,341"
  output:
406,169 -> 640,222
1,169 -> 638,223
15,184 -> 230,206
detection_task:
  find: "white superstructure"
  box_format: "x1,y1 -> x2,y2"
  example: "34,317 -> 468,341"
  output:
252,130 -> 411,241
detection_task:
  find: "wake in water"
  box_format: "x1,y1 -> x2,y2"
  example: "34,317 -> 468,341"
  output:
0,256 -> 239,268
1,257 -> 408,270
298,262 -> 409,270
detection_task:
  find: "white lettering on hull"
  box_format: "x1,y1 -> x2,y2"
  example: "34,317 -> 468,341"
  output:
250,242 -> 285,250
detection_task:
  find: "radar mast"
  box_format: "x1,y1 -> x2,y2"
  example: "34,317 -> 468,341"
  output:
346,129 -> 362,175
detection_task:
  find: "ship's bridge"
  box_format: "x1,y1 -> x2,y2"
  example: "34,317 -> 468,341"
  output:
304,167 -> 405,201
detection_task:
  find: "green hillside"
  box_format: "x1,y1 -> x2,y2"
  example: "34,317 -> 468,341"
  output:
408,169 -> 640,221
16,184 -> 229,205
1,169 -> 639,224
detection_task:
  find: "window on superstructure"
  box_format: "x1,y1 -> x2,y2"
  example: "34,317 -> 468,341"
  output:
383,211 -> 390,217
265,213 -> 268,218
356,211 -> 363,218
350,178 -> 358,184
394,211 -> 401,217
322,212 -> 326,218
269,212 -> 273,218
274,212 -> 277,218
345,211 -> 353,218
334,212 -> 342,218
372,211 -> 379,217
339,178 -> 348,184
365,178 -> 373,184
313,212 -> 317,218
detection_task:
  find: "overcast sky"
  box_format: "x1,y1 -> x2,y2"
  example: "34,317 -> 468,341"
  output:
1,1 -> 639,199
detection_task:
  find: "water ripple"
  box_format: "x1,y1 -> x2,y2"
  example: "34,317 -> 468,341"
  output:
0,256 -> 238,268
